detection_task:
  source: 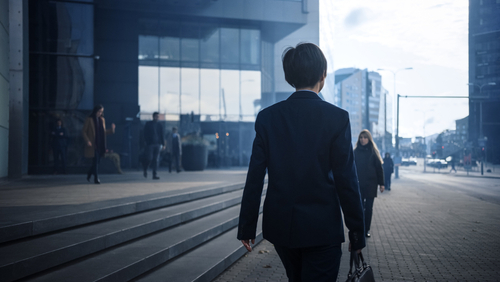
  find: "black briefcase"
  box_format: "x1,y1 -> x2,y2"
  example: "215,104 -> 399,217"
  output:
345,251 -> 375,282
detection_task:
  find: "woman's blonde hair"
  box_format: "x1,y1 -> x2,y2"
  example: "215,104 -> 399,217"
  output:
355,129 -> 383,164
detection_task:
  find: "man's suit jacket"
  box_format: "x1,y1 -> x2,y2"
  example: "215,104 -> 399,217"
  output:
237,91 -> 366,250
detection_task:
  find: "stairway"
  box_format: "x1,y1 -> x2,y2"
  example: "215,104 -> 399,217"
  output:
0,183 -> 265,282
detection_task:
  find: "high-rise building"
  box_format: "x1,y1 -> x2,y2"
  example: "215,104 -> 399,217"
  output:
468,0 -> 500,163
1,0 -> 319,177
334,68 -> 391,148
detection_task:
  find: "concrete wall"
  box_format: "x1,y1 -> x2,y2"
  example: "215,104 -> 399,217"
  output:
0,0 -> 9,178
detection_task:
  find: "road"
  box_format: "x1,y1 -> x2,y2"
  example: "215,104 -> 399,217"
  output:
398,159 -> 500,206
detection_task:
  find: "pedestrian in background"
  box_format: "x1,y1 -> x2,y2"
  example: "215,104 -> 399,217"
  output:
169,127 -> 182,173
143,112 -> 165,180
383,152 -> 394,191
238,43 -> 365,281
354,129 -> 384,238
51,118 -> 68,174
82,105 -> 115,184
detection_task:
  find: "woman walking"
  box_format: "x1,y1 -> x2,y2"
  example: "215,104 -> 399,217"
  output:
82,105 -> 115,184
354,129 -> 384,238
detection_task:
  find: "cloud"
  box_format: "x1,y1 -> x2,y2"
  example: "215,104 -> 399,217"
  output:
344,8 -> 373,28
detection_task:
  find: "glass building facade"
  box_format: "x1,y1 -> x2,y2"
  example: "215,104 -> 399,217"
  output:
137,21 -> 262,122
1,0 -> 318,175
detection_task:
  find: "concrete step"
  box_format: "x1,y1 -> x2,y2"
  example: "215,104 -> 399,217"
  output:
21,205 -> 244,282
0,189 -> 244,282
132,215 -> 264,282
0,183 -> 244,244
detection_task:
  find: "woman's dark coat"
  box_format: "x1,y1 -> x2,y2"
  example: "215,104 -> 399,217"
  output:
354,145 -> 384,198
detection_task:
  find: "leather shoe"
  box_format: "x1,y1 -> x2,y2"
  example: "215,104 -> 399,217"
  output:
143,171 -> 147,178
366,231 -> 371,238
94,179 -> 101,184
153,176 -> 160,180
87,174 -> 91,182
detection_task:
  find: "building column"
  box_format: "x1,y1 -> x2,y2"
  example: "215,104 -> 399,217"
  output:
8,0 -> 29,178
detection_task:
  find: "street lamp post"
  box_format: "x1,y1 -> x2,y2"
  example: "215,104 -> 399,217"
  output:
467,82 -> 496,175
377,67 -> 413,179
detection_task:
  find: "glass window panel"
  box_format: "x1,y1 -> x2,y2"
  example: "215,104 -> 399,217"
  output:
220,70 -> 240,118
240,29 -> 260,65
139,35 -> 159,61
30,54 -> 94,109
200,25 -> 219,63
181,22 -> 199,62
139,66 -> 159,116
200,69 -> 220,119
181,68 -> 200,115
160,37 -> 180,61
31,2 -> 94,55
220,28 -> 239,64
160,67 -> 180,116
240,70 -> 261,121
181,38 -> 199,62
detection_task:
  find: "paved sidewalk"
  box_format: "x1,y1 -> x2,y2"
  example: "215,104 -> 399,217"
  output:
214,173 -> 500,281
0,169 -> 248,207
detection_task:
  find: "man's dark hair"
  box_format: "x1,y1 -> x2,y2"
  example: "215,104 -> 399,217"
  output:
282,42 -> 327,89
153,112 -> 159,117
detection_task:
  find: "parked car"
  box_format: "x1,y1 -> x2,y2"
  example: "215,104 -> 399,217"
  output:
426,159 -> 448,168
409,157 -> 417,165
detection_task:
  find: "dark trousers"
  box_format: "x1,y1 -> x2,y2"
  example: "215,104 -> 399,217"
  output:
88,150 -> 101,180
363,197 -> 375,232
169,152 -> 180,172
143,144 -> 162,175
274,243 -> 342,282
384,172 -> 392,190
53,147 -> 67,173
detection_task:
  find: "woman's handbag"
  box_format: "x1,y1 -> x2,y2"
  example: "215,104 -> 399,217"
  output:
345,251 -> 375,282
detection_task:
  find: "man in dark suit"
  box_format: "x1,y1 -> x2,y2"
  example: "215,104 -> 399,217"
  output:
143,112 -> 165,180
237,43 -> 365,281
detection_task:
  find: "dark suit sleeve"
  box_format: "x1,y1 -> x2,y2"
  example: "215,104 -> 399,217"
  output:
237,115 -> 267,240
330,114 -> 366,250
375,155 -> 385,186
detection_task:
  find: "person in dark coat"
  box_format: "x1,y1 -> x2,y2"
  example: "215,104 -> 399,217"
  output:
51,119 -> 68,174
238,43 -> 365,281
383,153 -> 394,191
169,127 -> 182,173
143,112 -> 166,180
82,105 -> 115,184
354,129 -> 385,238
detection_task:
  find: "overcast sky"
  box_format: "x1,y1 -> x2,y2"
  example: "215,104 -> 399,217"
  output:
320,0 -> 469,138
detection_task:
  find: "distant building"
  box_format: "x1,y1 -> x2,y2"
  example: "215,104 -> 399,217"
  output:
333,68 -> 391,148
455,116 -> 468,144
469,0 -> 500,163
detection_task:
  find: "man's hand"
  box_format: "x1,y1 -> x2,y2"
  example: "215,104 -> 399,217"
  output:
241,239 -> 255,252
111,123 -> 116,131
87,141 -> 92,147
380,185 -> 385,193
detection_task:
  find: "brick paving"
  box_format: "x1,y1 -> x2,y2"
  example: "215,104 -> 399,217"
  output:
214,172 -> 500,282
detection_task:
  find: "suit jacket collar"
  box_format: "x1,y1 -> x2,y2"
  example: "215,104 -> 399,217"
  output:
287,90 -> 322,101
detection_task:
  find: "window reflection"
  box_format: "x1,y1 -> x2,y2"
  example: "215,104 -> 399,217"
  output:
160,67 -> 180,117
138,23 -> 262,122
200,69 -> 220,119
138,66 -> 159,114
181,68 -> 200,114
221,28 -> 239,64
